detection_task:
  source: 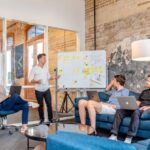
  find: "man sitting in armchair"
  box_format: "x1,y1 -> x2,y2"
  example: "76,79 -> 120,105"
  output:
109,74 -> 150,143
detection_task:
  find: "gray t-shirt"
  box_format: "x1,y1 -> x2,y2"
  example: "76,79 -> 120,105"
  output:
107,88 -> 129,108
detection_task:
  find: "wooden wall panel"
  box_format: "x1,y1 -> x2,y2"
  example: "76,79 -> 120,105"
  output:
48,28 -> 77,111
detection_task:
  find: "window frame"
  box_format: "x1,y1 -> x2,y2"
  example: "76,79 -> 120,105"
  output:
6,33 -> 15,86
26,25 -> 44,41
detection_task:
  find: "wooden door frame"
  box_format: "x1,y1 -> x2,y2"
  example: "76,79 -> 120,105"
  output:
24,25 -> 44,99
25,38 -> 44,85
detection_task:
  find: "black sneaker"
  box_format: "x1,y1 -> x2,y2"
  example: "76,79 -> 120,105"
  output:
39,120 -> 44,125
45,120 -> 52,126
49,119 -> 54,123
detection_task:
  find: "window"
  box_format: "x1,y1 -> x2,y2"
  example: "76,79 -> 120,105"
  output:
27,26 -> 35,40
7,36 -> 13,47
6,50 -> 12,85
36,25 -> 45,36
6,35 -> 14,85
27,26 -> 44,75
28,45 -> 34,75
27,41 -> 44,75
27,25 -> 44,40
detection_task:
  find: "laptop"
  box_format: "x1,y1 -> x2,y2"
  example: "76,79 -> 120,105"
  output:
117,96 -> 138,110
87,91 -> 100,102
9,85 -> 21,96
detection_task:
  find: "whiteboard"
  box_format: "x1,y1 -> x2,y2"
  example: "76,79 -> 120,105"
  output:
57,50 -> 106,89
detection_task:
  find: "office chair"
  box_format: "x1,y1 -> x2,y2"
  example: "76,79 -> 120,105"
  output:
0,110 -> 19,135
0,85 -> 21,135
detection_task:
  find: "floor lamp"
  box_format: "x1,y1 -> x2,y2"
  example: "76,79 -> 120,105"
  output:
132,39 -> 150,61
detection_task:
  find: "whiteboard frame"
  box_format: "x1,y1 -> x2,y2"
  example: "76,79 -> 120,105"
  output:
57,50 -> 107,89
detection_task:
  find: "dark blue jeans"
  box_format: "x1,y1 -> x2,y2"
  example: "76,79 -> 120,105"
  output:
35,89 -> 53,121
111,109 -> 142,137
0,94 -> 29,124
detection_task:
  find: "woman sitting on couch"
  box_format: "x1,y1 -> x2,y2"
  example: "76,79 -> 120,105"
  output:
78,74 -> 129,135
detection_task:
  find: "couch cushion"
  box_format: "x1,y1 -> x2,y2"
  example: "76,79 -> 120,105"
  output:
141,109 -> 150,120
129,91 -> 140,99
98,92 -> 110,102
96,114 -> 150,130
74,97 -> 88,109
134,139 -> 150,150
75,109 -> 150,130
137,139 -> 150,146
47,131 -> 137,150
133,143 -> 148,150
96,114 -> 114,122
96,115 -> 131,128
148,143 -> 150,150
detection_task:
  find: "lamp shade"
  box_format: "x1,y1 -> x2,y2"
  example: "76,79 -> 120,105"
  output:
132,39 -> 150,61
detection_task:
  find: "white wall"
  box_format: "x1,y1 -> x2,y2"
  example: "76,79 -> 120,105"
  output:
0,0 -> 85,50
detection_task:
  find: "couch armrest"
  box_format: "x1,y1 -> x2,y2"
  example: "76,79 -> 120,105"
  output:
74,97 -> 88,109
141,109 -> 150,120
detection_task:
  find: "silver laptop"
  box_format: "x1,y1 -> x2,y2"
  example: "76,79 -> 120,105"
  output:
87,91 -> 100,102
117,96 -> 138,110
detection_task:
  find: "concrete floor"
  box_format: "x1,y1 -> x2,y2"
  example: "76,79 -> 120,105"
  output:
7,108 -> 39,124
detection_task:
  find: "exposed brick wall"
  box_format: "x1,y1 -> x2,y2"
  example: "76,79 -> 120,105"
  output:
85,0 -> 150,92
86,0 -> 150,49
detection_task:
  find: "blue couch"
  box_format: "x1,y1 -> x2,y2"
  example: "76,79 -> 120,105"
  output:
74,91 -> 150,138
46,131 -> 150,150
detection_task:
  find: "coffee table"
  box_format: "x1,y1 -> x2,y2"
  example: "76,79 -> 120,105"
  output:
25,123 -> 88,150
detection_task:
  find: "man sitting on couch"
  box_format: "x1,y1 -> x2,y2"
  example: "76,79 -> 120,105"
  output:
78,74 -> 129,135
109,74 -> 150,144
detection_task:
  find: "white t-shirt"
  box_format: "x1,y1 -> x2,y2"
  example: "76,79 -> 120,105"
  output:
29,65 -> 51,92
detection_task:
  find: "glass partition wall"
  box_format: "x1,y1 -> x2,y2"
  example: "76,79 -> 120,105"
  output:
5,20 -> 45,100
0,18 -> 78,113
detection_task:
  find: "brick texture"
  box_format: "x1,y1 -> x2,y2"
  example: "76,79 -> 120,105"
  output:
86,0 -> 150,50
85,0 -> 150,92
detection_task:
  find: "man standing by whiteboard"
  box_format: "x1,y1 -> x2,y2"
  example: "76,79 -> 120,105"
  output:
29,53 -> 57,124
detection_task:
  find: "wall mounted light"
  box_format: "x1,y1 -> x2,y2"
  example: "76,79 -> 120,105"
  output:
132,39 -> 150,61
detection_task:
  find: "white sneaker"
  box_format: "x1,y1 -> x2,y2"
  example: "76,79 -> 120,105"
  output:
20,127 -> 28,133
109,134 -> 117,141
28,102 -> 39,108
3,118 -> 7,125
124,137 -> 132,144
